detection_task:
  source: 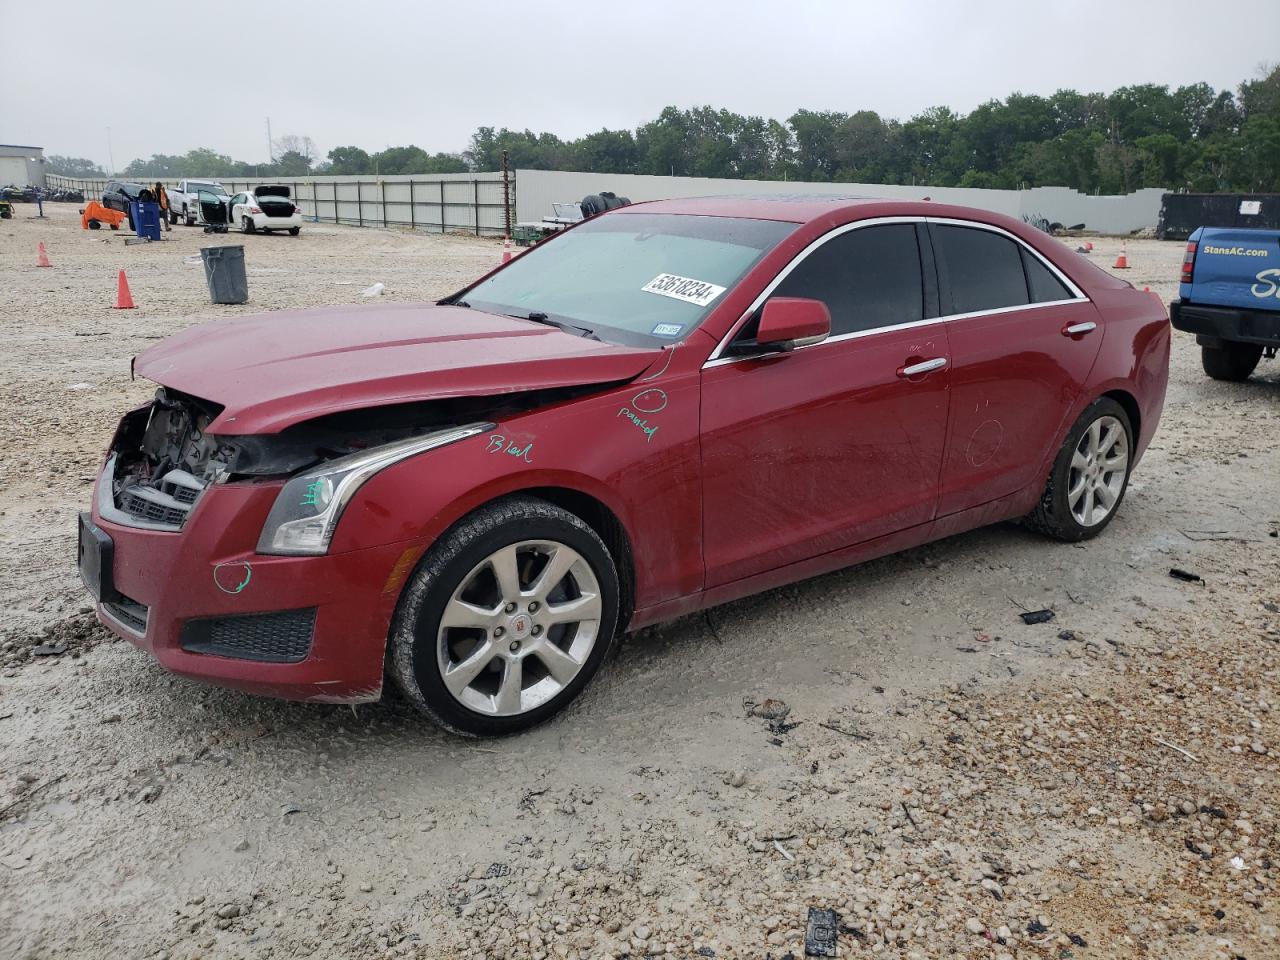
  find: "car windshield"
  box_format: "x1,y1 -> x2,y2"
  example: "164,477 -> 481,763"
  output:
461,213 -> 796,346
193,182 -> 228,195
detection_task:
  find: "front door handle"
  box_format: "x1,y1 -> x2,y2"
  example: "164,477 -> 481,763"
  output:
898,357 -> 948,378
1062,321 -> 1097,337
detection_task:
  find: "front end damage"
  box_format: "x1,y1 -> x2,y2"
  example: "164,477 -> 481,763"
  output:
103,389 -> 231,530
84,378 -> 624,703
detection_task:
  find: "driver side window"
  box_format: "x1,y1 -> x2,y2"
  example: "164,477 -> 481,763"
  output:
734,223 -> 926,344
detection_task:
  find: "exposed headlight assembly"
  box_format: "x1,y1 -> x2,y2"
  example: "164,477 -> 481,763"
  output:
257,423 -> 492,556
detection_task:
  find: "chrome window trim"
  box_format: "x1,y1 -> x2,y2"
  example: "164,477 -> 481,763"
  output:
704,215 -> 1089,367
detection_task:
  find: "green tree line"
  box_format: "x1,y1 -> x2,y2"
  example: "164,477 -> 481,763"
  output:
49,67 -> 1279,193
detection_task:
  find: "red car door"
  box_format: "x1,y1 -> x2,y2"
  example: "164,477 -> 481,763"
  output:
929,222 -> 1103,516
700,222 -> 951,588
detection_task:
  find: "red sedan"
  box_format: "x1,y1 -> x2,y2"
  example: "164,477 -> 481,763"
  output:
78,198 -> 1170,735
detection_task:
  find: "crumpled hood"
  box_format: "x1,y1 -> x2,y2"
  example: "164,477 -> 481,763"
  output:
134,302 -> 661,434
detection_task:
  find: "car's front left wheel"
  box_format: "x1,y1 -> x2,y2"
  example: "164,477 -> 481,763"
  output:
389,497 -> 619,736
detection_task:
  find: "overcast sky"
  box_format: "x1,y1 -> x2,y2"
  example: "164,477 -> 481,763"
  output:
3,0 -> 1274,171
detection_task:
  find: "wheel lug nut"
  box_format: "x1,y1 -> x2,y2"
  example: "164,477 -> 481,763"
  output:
531,625 -> 542,636
528,601 -> 539,613
509,640 -> 521,653
505,602 -> 517,613
494,626 -> 504,638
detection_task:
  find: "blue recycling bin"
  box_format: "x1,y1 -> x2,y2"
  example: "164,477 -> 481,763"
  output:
129,201 -> 162,241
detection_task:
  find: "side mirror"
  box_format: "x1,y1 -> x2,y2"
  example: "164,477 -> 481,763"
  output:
755,297 -> 831,351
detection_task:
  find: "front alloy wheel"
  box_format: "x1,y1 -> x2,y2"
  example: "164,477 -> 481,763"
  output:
438,541 -> 602,716
389,497 -> 619,736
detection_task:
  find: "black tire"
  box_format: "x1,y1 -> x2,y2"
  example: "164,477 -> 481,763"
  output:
388,496 -> 620,737
288,227 -> 300,236
242,216 -> 255,234
183,206 -> 194,226
1201,342 -> 1262,382
88,219 -> 100,229
1025,397 -> 1133,542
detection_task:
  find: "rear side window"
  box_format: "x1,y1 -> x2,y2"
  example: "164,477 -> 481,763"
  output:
769,224 -> 924,336
1021,248 -> 1073,303
935,225 -> 1029,314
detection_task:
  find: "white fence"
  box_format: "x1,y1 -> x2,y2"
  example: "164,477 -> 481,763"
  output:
47,172 -> 513,236
51,170 -> 1167,236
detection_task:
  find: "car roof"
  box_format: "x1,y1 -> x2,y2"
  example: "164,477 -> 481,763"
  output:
615,194 -> 1000,226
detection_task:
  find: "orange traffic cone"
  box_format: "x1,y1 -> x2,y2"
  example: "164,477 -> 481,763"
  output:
113,270 -> 136,309
1084,241 -> 1094,252
36,242 -> 52,267
1113,245 -> 1129,270
501,238 -> 513,264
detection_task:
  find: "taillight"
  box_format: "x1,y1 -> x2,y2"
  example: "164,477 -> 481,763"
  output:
1181,242 -> 1196,285
248,205 -> 261,214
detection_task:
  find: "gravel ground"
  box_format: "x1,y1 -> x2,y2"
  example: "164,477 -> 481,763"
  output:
0,207 -> 1277,960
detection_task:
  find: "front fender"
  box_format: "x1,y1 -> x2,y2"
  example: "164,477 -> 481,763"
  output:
327,369 -> 704,611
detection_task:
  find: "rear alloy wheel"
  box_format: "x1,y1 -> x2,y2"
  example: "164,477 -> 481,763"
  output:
242,216 -> 255,234
1026,397 -> 1132,541
389,497 -> 619,736
1201,342 -> 1262,382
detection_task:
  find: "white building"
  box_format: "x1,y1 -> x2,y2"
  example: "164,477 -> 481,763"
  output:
0,145 -> 46,187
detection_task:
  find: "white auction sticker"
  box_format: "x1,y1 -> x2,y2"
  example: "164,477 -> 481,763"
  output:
641,273 -> 726,307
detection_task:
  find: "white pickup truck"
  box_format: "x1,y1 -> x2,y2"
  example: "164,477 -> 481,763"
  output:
168,179 -> 230,226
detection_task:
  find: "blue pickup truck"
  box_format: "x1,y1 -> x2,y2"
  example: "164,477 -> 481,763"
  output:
1171,227 -> 1279,380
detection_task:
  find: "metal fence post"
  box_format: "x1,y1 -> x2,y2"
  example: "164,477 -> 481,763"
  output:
473,179 -> 480,236
440,180 -> 446,234
502,151 -> 511,239
381,180 -> 387,229
409,180 -> 416,230
356,180 -> 363,227
333,181 -> 339,223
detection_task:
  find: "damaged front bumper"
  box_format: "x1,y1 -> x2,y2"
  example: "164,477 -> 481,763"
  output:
81,472 -> 421,703
79,397 -> 431,704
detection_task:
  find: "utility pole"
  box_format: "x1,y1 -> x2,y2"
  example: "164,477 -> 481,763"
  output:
266,117 -> 274,162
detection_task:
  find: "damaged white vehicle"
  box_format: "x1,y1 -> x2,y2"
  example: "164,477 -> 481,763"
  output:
229,185 -> 303,236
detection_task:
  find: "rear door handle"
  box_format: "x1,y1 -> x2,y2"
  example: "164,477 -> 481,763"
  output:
898,357 -> 948,378
1062,321 -> 1097,337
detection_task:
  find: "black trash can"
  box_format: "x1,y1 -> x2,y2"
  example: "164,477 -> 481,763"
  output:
200,245 -> 248,304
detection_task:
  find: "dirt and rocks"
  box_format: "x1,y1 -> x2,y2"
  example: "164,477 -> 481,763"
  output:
0,207 -> 1276,960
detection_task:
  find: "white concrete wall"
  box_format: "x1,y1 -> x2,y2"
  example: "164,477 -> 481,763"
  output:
1020,186 -> 1166,235
515,170 -> 1165,235
49,169 -> 1167,235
